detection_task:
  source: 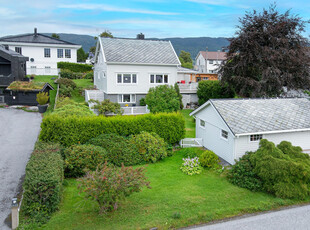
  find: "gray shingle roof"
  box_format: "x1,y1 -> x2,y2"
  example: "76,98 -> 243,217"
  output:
210,98 -> 310,135
0,45 -> 27,59
0,33 -> 78,45
177,66 -> 198,73
100,38 -> 180,65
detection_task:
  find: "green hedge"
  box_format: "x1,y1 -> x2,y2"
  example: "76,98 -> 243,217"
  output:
39,112 -> 185,146
57,62 -> 92,73
22,142 -> 64,220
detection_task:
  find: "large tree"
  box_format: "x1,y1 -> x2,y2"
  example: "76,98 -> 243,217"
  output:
77,47 -> 87,62
90,30 -> 114,53
220,5 -> 310,97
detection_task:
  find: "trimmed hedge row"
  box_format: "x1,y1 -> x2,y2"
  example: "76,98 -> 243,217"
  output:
39,112 -> 185,146
57,62 -> 92,72
23,142 -> 64,220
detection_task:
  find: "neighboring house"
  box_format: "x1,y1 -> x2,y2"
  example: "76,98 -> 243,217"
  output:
0,45 -> 28,103
0,28 -> 81,75
177,66 -> 199,106
93,36 -> 180,106
194,50 -> 226,76
190,98 -> 310,164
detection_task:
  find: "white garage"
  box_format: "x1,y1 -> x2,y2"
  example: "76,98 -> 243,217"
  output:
190,98 -> 310,165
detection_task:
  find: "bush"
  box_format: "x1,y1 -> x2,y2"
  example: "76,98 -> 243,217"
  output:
199,150 -> 220,168
59,69 -> 83,79
64,144 -> 108,177
56,78 -> 77,89
145,85 -> 180,113
22,142 -> 64,222
84,71 -> 93,79
197,80 -> 235,105
129,131 -> 167,163
59,85 -> 73,97
139,98 -> 146,106
78,162 -> 150,214
89,99 -> 123,116
87,134 -> 141,166
39,112 -> 185,146
36,92 -> 49,105
53,104 -> 95,117
227,152 -> 263,191
180,157 -> 203,175
57,62 -> 93,72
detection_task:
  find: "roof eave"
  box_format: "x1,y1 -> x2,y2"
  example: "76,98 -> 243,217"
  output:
236,128 -> 310,137
106,61 -> 179,66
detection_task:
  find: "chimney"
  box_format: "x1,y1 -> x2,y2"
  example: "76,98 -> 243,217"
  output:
136,33 -> 145,40
34,28 -> 37,37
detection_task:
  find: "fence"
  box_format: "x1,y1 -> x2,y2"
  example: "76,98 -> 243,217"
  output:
27,68 -> 59,76
180,138 -> 203,148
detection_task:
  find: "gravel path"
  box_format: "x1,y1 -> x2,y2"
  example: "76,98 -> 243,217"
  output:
188,205 -> 310,230
0,109 -> 42,229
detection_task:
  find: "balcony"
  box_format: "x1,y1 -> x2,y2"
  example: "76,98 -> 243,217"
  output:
178,82 -> 198,94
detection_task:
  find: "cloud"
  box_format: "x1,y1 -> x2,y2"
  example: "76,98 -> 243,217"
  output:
58,3 -> 179,15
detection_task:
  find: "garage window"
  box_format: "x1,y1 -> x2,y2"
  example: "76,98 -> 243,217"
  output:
250,134 -> 263,142
221,130 -> 228,139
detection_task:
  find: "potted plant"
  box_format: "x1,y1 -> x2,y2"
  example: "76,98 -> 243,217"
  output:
36,92 -> 49,113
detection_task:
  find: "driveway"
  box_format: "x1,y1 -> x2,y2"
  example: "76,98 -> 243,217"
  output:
0,108 -> 42,229
188,205 -> 310,230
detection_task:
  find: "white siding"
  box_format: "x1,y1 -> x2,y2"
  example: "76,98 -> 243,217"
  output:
235,130 -> 310,160
94,52 -> 107,91
195,53 -> 206,72
195,104 -> 235,164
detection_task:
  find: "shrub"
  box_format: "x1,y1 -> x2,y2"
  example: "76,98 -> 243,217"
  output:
139,97 -> 146,106
199,150 -> 220,168
39,112 -> 185,146
145,85 -> 180,113
129,131 -> 167,163
36,92 -> 49,105
89,99 -> 123,116
22,142 -> 64,222
227,152 -> 263,191
59,69 -> 83,79
78,163 -> 151,214
55,97 -> 76,109
87,134 -> 141,166
59,85 -> 73,97
56,78 -> 77,89
180,157 -> 203,175
64,144 -> 108,177
251,139 -> 310,199
84,71 -> 93,79
197,80 -> 235,105
57,62 -> 93,73
53,104 -> 95,117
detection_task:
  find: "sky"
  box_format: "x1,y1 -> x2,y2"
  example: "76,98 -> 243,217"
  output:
0,0 -> 309,39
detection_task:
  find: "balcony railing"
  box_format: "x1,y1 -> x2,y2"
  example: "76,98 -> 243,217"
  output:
178,82 -> 198,93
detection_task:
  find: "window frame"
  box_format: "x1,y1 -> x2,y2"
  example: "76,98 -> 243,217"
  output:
209,60 -> 214,64
116,73 -> 137,84
15,47 -> 22,54
118,94 -> 136,103
149,74 -> 169,84
65,49 -> 71,58
199,119 -> 205,129
249,134 -> 263,142
44,48 -> 51,58
57,49 -> 63,58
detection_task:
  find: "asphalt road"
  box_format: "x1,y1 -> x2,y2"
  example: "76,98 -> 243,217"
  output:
0,109 -> 42,230
189,205 -> 310,230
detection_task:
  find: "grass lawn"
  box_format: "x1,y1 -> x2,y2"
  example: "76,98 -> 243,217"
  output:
39,148 -> 299,230
181,109 -> 196,138
71,79 -> 93,103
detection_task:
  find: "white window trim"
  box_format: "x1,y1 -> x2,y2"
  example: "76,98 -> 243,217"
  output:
199,119 -> 205,129
118,94 -> 136,103
221,129 -> 228,141
249,134 -> 263,142
57,49 -> 64,58
116,73 -> 138,84
149,73 -> 169,84
44,48 -> 51,58
65,49 -> 71,58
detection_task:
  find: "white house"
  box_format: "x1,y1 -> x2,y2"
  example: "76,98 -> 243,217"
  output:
0,28 -> 81,75
177,66 -> 199,106
194,50 -> 226,74
190,98 -> 310,164
93,36 -> 180,106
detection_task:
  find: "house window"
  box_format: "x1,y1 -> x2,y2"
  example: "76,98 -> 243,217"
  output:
150,74 -> 168,84
44,48 -> 51,58
221,130 -> 228,139
250,134 -> 263,142
45,66 -> 51,74
116,73 -> 137,84
118,94 -> 136,103
65,49 -> 71,58
209,60 -> 213,64
15,47 -> 22,54
57,49 -> 63,58
200,119 -> 205,128
4,45 -> 9,50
